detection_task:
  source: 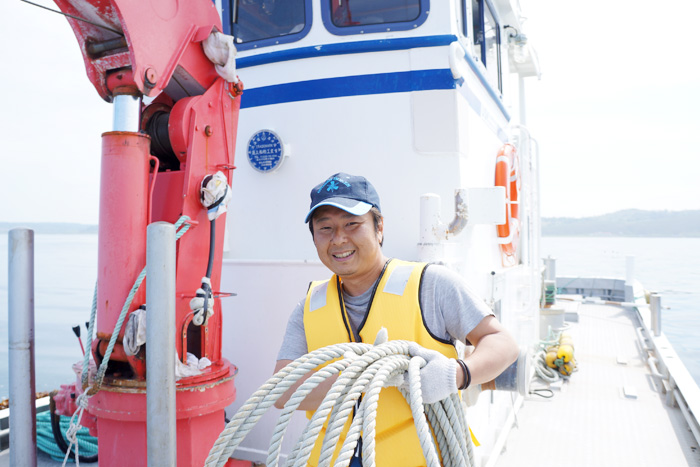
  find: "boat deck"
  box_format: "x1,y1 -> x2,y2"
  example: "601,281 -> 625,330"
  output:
494,302 -> 700,467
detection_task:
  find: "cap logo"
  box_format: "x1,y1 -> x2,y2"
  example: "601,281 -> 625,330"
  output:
305,172 -> 379,222
317,176 -> 351,194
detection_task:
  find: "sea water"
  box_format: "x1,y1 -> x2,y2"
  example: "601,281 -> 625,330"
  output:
1,234 -> 699,398
1,234 -> 98,399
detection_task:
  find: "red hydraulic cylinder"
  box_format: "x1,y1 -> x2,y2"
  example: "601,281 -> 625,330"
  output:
96,132 -> 150,353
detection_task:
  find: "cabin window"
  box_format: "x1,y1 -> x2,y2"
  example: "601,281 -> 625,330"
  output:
322,0 -> 429,36
232,0 -> 311,50
469,0 -> 482,50
483,2 -> 502,93
463,0 -> 502,93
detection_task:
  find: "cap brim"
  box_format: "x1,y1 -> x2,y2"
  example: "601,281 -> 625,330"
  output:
305,198 -> 373,222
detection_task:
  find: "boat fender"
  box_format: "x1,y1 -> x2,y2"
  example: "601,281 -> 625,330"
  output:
556,331 -> 575,364
559,360 -> 576,376
545,347 -> 559,368
555,332 -> 577,376
557,344 -> 574,363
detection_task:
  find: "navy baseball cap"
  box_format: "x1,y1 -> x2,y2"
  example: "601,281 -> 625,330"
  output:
305,173 -> 381,223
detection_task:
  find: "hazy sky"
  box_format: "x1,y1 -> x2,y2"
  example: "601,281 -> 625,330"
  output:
521,0 -> 700,217
1,0 -> 698,224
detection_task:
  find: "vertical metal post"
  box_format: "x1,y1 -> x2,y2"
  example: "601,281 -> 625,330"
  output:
518,76 -> 527,126
146,222 -> 177,466
8,229 -> 37,467
650,293 -> 662,337
544,256 -> 556,281
625,255 -> 636,302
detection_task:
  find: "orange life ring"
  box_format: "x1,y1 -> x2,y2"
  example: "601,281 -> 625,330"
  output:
494,143 -> 520,267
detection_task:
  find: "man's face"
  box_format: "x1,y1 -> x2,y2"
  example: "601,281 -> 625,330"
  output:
311,205 -> 384,281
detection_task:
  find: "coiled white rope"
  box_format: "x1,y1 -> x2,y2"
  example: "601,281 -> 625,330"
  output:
532,351 -> 559,383
205,340 -> 474,467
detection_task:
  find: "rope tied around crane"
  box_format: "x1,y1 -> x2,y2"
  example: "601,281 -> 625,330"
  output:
205,340 -> 475,467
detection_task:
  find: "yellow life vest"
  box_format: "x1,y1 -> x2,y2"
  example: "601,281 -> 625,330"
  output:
303,259 -> 457,467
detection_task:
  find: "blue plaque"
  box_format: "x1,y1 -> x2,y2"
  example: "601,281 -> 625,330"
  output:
247,130 -> 285,173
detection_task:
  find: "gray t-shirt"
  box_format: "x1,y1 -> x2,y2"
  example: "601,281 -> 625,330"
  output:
277,263 -> 493,361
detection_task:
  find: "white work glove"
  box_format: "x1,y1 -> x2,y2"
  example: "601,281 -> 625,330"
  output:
407,342 -> 458,404
373,327 -> 388,345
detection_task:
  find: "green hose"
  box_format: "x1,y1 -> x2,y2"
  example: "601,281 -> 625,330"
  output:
37,411 -> 98,463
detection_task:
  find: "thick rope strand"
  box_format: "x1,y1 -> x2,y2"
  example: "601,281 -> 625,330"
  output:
266,358 -> 351,467
360,356 -> 408,467
407,357 -> 442,467
81,283 -> 97,388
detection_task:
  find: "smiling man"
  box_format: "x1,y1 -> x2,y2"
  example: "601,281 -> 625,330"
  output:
273,172 -> 518,466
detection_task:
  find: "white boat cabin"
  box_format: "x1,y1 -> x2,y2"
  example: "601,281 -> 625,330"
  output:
219,0 -> 542,464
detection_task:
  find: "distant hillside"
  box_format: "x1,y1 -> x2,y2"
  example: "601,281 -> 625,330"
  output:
542,209 -> 700,237
0,222 -> 97,235
2,210 -> 698,237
